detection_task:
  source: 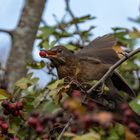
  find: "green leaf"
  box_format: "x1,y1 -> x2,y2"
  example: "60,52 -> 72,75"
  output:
70,15 -> 96,25
0,89 -> 11,99
27,61 -> 46,69
129,28 -> 140,38
50,40 -> 57,48
130,94 -> 140,114
72,132 -> 100,140
15,74 -> 39,90
0,95 -> 8,100
48,79 -> 64,90
41,40 -> 50,49
129,16 -> 140,24
27,73 -> 33,79
65,44 -> 78,51
39,26 -> 55,39
15,78 -> 30,89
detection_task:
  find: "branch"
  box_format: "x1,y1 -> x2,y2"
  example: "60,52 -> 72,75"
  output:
57,118 -> 73,140
0,29 -> 14,39
41,19 -> 47,26
87,47 -> 140,94
64,0 -> 79,32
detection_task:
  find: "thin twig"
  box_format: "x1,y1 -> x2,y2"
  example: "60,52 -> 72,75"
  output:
65,0 -> 79,32
87,47 -> 140,94
57,118 -> 73,140
0,29 -> 14,38
41,19 -> 47,26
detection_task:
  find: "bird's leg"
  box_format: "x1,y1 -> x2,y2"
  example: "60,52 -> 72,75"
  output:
119,51 -> 129,58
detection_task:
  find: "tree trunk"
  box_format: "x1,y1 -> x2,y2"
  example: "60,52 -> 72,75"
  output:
5,0 -> 45,92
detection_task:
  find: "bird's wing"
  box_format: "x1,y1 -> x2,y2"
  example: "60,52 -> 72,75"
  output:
111,71 -> 135,97
76,34 -> 121,65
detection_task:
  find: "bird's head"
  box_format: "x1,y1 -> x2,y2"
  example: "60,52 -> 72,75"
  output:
39,45 -> 74,66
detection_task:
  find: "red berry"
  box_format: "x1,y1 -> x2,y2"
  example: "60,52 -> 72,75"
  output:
128,122 -> 139,131
122,117 -> 129,124
39,50 -> 47,57
9,103 -> 17,111
71,90 -> 81,98
0,116 -> 4,121
31,112 -> 39,117
43,134 -> 49,140
91,115 -> 99,125
1,100 -> 9,108
36,125 -> 43,134
120,103 -> 129,111
3,109 -> 10,115
43,114 -> 55,122
12,111 -> 21,116
82,115 -> 92,123
1,129 -> 8,134
27,117 -> 39,127
1,123 -> 8,130
71,126 -> 78,133
16,101 -> 23,110
10,136 -> 19,140
87,101 -> 96,110
81,115 -> 92,129
124,110 -> 133,117
73,111 -> 80,119
63,101 -> 69,110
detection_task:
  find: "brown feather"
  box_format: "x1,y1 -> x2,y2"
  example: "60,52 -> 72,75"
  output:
76,34 -> 119,64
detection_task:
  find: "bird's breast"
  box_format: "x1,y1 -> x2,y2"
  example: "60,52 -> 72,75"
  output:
57,65 -> 77,80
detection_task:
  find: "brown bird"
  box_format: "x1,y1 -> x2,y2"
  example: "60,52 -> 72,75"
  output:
40,36 -> 140,112
39,34 -> 135,102
39,34 -> 140,137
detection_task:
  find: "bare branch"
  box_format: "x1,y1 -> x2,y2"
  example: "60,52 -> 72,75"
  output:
0,29 -> 14,39
64,0 -> 79,32
87,47 -> 140,94
41,19 -> 47,26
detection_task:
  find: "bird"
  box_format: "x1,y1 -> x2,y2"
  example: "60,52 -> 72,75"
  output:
39,34 -> 135,100
39,34 -> 140,136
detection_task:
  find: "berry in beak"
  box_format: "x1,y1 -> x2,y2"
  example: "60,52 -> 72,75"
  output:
39,50 -> 57,58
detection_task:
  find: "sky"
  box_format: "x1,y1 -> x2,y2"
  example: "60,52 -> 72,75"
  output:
43,0 -> 140,36
0,0 -> 140,86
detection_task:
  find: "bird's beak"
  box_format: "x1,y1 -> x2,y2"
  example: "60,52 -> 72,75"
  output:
46,50 -> 57,58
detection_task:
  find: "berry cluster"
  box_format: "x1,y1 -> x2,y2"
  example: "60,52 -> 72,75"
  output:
63,95 -> 113,134
27,113 -> 44,134
0,116 -> 8,135
2,100 -> 23,117
80,112 -> 112,131
27,110 -> 67,139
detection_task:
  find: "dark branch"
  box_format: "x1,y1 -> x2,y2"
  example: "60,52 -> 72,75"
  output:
87,47 -> 140,94
0,29 -> 14,39
64,0 -> 79,32
41,19 -> 47,26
